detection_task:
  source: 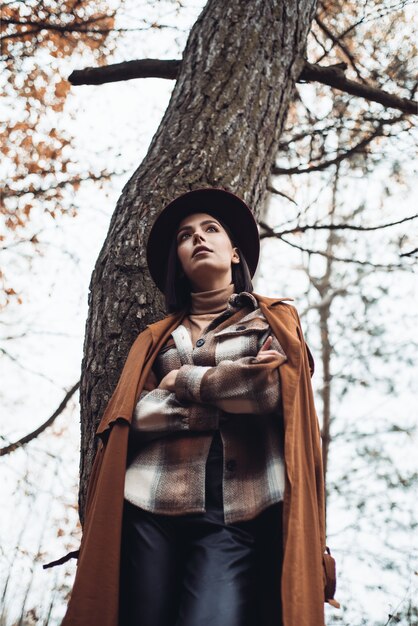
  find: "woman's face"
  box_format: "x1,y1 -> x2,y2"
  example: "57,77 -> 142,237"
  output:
175,212 -> 240,292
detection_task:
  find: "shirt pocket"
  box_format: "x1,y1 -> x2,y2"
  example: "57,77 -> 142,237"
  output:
213,317 -> 272,363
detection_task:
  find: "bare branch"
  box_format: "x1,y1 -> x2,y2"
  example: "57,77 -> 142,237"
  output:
400,247 -> 418,258
1,15 -> 114,30
260,225 -> 407,269
259,214 -> 418,237
299,62 -> 417,115
69,59 -> 180,85
272,121 -> 389,175
0,381 -> 80,456
278,124 -> 335,149
0,16 -> 174,43
2,170 -> 130,200
266,184 -> 298,205
314,15 -> 367,83
67,57 -> 417,115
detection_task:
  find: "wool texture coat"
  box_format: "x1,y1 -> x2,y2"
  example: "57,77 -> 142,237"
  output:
49,292 -> 337,626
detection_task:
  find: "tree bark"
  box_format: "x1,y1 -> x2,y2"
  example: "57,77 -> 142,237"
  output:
79,0 -> 317,522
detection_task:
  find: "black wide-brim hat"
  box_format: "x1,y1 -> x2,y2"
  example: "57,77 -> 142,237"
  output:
146,187 -> 260,293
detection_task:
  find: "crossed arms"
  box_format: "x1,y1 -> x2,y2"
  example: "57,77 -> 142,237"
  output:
131,334 -> 286,439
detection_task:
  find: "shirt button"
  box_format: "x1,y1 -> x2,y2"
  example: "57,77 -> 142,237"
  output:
196,338 -> 205,347
226,460 -> 237,471
236,325 -> 246,330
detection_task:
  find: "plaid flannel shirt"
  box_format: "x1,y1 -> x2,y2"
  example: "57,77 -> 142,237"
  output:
124,291 -> 288,524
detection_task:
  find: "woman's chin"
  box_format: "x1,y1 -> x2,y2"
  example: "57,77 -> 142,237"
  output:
187,259 -> 217,276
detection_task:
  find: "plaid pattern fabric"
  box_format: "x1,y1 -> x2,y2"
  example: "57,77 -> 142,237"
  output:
124,292 -> 288,524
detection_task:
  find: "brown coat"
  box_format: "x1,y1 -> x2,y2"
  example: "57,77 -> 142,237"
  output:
58,293 -> 337,626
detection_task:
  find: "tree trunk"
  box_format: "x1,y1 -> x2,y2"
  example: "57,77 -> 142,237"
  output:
79,0 -> 317,522
310,162 -> 340,524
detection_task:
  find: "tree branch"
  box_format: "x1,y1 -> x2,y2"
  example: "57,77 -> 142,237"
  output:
69,59 -> 181,85
2,171 -> 130,200
259,213 -> 418,237
0,16 -> 173,43
299,61 -> 417,115
260,226 -> 407,269
400,247 -> 418,258
67,58 -> 417,115
0,381 -> 80,456
272,120 -> 389,175
266,184 -> 298,205
314,15 -> 368,83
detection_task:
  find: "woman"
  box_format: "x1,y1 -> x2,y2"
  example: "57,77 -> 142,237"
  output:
120,188 -> 289,626
47,187 -> 336,626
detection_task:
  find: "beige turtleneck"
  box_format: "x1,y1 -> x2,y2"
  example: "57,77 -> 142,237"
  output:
183,283 -> 236,345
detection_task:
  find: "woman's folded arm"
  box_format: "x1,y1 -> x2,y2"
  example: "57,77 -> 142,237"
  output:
174,340 -> 286,415
131,387 -> 220,437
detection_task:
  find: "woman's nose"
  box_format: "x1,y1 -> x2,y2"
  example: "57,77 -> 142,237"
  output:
192,231 -> 204,243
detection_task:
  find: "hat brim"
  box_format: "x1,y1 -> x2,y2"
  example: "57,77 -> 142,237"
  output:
146,188 -> 260,293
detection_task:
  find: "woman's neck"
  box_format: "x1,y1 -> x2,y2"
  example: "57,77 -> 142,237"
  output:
189,283 -> 235,315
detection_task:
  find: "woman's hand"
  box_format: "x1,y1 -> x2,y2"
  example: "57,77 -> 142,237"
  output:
255,335 -> 283,363
156,336 -> 281,392
158,369 -> 179,392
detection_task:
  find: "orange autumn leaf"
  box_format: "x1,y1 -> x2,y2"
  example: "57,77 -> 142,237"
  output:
55,80 -> 71,98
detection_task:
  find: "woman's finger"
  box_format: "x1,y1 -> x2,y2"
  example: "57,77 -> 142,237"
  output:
255,351 -> 282,362
259,335 -> 273,351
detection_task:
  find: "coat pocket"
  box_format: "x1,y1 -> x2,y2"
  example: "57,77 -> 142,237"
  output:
213,318 -> 271,363
213,316 -> 270,339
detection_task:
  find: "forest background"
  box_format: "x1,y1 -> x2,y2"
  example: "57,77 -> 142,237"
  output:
1,0 -> 417,624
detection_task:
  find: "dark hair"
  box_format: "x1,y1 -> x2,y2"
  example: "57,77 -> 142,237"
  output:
164,216 -> 254,313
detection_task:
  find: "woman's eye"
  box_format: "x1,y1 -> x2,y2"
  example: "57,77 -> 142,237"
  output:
178,226 -> 218,242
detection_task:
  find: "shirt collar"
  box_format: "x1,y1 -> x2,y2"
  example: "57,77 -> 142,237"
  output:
227,291 -> 259,311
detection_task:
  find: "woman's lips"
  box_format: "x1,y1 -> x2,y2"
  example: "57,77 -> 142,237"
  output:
193,249 -> 212,258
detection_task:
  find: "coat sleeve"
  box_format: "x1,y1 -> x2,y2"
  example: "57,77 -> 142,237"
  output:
174,333 -> 287,414
131,386 -> 220,436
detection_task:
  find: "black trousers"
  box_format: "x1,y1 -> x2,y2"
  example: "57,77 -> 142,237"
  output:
119,432 -> 283,626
